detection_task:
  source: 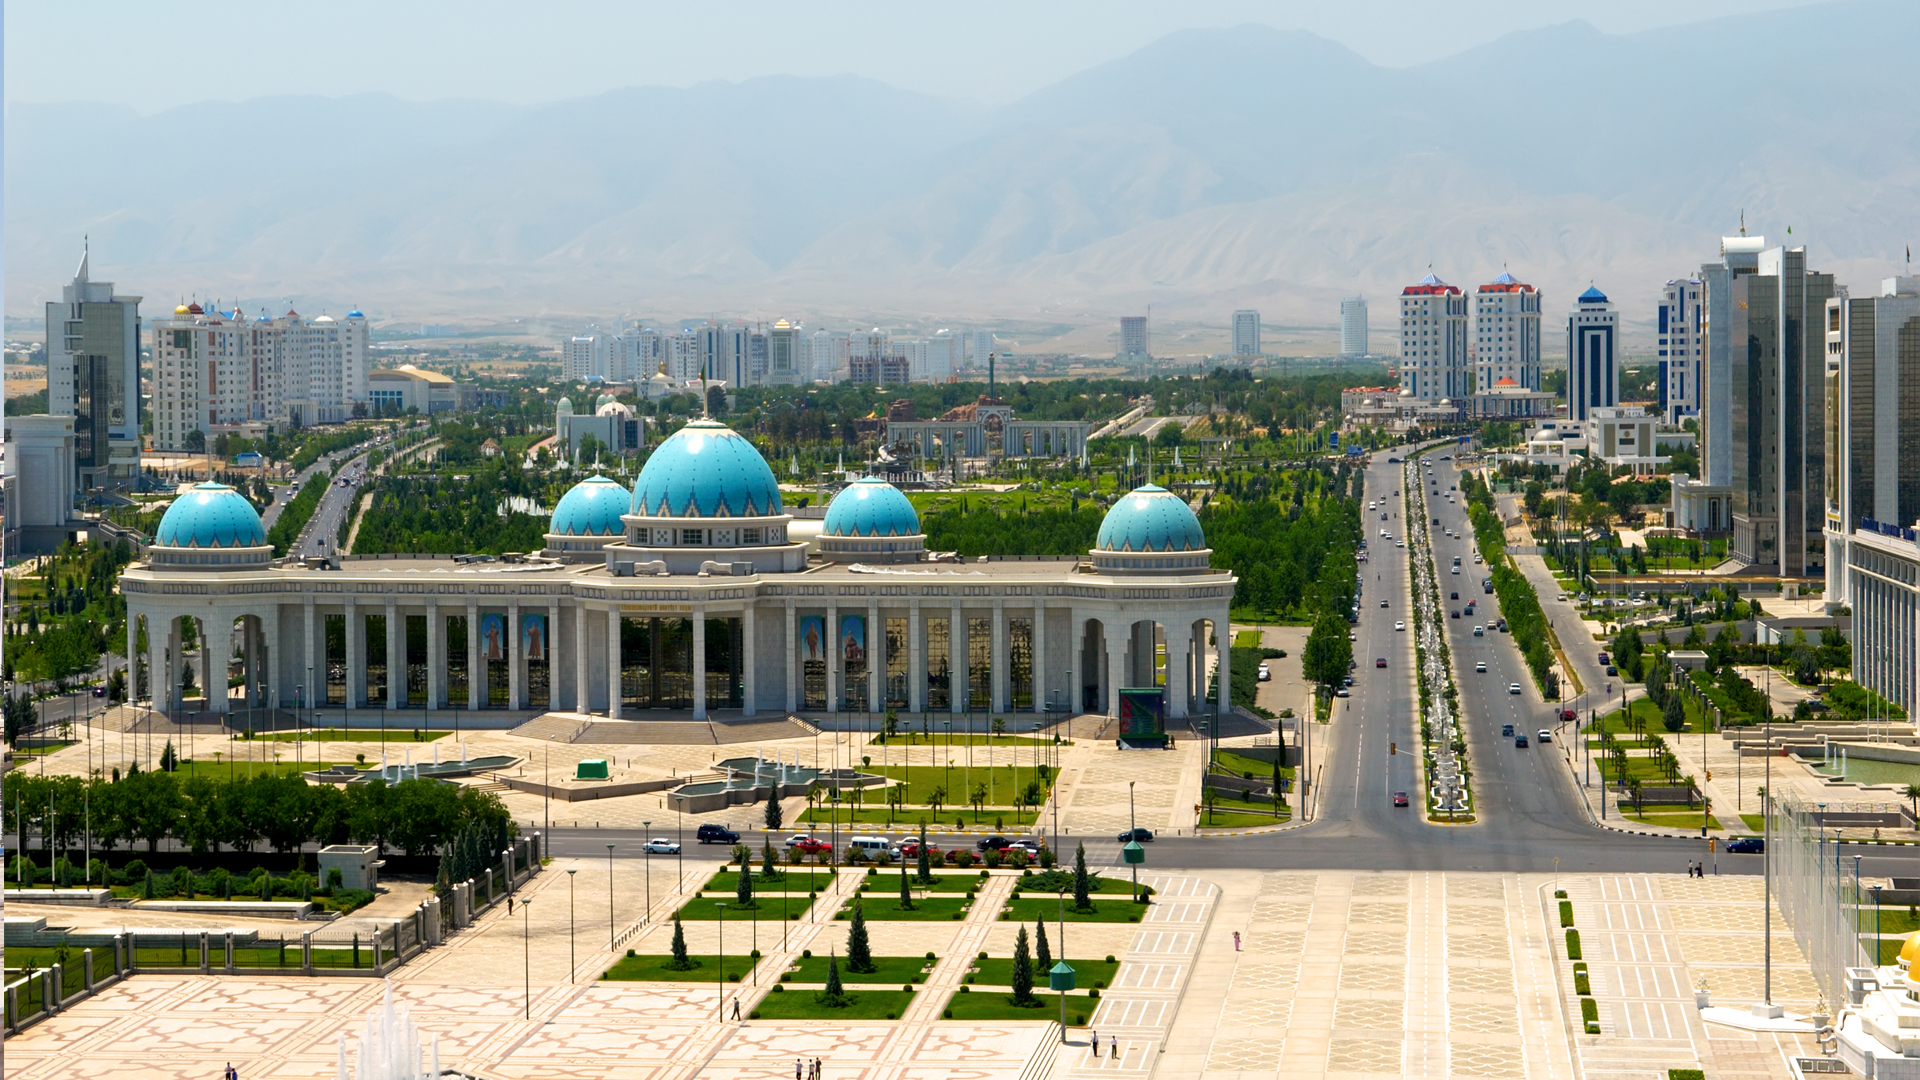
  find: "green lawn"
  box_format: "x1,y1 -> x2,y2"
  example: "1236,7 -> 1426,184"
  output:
674,897 -> 808,921
601,953 -> 759,982
11,741 -> 77,757
1007,877 -> 1138,899
751,988 -> 916,1020
702,869 -> 838,896
1201,809 -> 1291,828
259,729 -> 452,743
1001,897 -> 1145,923
943,988 -> 1094,1024
836,896 -> 972,921
798,807 -> 1039,827
1739,814 -> 1767,833
968,957 -> 1118,988
786,955 -> 933,984
1232,630 -> 1264,649
1212,750 -> 1294,781
1616,803 -> 1717,830
868,733 -> 1067,748
857,872 -> 983,894
1201,791 -> 1291,826
150,759 -> 354,781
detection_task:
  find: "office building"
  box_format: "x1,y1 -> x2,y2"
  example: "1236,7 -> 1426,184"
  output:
1397,274 -> 1467,401
1728,246 -> 1835,577
768,320 -> 803,386
968,330 -> 995,366
1566,287 -> 1619,422
368,365 -> 464,415
561,335 -> 606,381
1823,274 -> 1920,721
45,252 -> 142,489
1119,316 -> 1149,363
4,414 -> 80,553
810,329 -> 849,383
151,304 -> 370,449
1699,235 -> 1767,486
1473,272 -> 1541,392
1340,297 -> 1368,358
1657,278 -> 1703,424
1232,310 -> 1261,358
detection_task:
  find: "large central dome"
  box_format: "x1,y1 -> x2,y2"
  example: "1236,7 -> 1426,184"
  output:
156,483 -> 268,548
1096,485 -> 1205,553
631,420 -> 782,518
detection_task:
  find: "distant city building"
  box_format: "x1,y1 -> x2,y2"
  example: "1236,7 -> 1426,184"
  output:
968,330 -> 994,366
151,303 -> 369,449
561,334 -> 606,381
1823,272 -> 1920,719
768,320 -> 803,386
3,413 -> 80,552
1728,245 -> 1835,577
886,396 -> 1089,459
1473,272 -> 1541,392
1398,274 -> 1467,401
553,396 -> 644,460
367,364 -> 472,415
1340,297 -> 1368,358
1565,286 -> 1618,422
45,252 -> 142,489
1232,310 -> 1261,358
1657,278 -> 1703,424
1699,235 -> 1768,487
809,329 -> 849,383
1119,316 -> 1149,362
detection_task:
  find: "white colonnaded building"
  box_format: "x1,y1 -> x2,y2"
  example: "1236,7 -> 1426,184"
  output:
120,421 -> 1236,728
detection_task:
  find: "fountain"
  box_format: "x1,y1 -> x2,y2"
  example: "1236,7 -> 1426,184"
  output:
336,981 -> 442,1080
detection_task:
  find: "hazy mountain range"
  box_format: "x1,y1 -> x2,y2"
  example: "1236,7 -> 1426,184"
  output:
9,0 -> 1920,343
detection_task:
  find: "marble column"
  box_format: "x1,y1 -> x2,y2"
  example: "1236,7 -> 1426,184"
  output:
991,599 -> 1006,714
303,601 -> 317,713
742,604 -> 757,717
168,617 -> 182,714
575,605 -> 591,714
507,602 -> 522,711
386,601 -> 403,710
149,617 -> 169,716
1033,598 -> 1047,715
209,618 -> 233,715
345,599 -> 362,710
1165,622 -> 1190,721
692,605 -> 707,720
466,602 -> 482,712
125,617 -> 137,704
784,601 -> 797,713
826,602 -> 840,714
1066,608 -> 1082,716
867,600 -> 880,714
427,601 -> 442,711
950,601 -> 966,714
607,607 -> 623,719
1215,608 -> 1231,720
264,610 -> 280,711
1105,625 -> 1126,719
548,598 -> 562,710
908,600 -> 923,714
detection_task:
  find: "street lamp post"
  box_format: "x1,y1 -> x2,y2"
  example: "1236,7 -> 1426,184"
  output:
715,902 -> 727,1021
606,843 -> 616,950
567,868 -> 577,980
522,897 -> 533,1019
641,821 -> 653,923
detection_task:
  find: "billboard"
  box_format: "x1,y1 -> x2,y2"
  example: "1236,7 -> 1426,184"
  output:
799,617 -> 826,665
1118,687 -> 1165,741
480,614 -> 507,662
839,615 -> 866,667
521,613 -> 547,662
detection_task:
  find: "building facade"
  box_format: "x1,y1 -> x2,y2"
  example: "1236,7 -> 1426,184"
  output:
1119,316 -> 1149,363
1398,275 -> 1467,401
1566,287 -> 1618,422
1473,272 -> 1541,392
1232,310 -> 1261,358
151,304 -> 370,448
46,253 -> 142,489
119,423 -> 1232,727
1340,297 -> 1368,358
1700,236 -> 1767,487
1729,246 -> 1835,577
1658,278 -> 1703,424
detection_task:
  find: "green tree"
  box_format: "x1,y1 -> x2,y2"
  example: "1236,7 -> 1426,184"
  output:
1300,612 -> 1354,698
760,839 -> 781,881
1072,842 -> 1092,911
846,897 -> 875,973
816,949 -> 847,1007
763,788 -> 783,832
898,859 -> 915,909
735,848 -> 756,909
665,917 -> 695,970
1662,693 -> 1686,733
915,824 -> 934,884
1034,917 -> 1052,970
1011,925 -> 1037,1005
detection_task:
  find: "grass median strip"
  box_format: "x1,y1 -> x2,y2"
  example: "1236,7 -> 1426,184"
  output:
1000,897 -> 1145,923
785,954 -> 933,984
967,957 -> 1118,988
943,988 -> 1096,1023
752,988 -> 916,1020
602,953 -> 759,982
837,896 -> 972,921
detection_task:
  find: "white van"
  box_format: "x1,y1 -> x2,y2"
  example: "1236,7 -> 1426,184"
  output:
847,836 -> 891,858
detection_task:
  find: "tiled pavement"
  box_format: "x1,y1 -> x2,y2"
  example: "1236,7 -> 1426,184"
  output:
1063,874 -> 1218,1076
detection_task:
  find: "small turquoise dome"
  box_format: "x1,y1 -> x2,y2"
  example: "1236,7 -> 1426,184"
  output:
824,477 -> 920,537
550,475 -> 628,537
155,483 -> 267,548
1095,485 -> 1205,553
631,420 -> 783,518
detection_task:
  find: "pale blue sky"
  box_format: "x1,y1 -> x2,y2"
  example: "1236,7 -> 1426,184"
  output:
7,0 -> 1830,111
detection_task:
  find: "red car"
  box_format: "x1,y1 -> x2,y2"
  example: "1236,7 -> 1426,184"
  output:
1392,792 -> 1410,807
895,840 -> 939,859
1375,657 -> 1387,668
789,838 -> 831,855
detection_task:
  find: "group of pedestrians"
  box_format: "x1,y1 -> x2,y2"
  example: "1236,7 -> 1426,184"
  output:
795,1057 -> 823,1079
1087,1031 -> 1121,1058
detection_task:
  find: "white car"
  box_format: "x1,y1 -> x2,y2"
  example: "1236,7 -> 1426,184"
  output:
1396,540 -> 1405,548
643,838 -> 680,855
1472,625 -> 1484,636
1474,661 -> 1486,673
783,833 -> 820,849
1257,663 -> 1272,682
1537,729 -> 1552,744
1508,683 -> 1523,695
1394,620 -> 1405,631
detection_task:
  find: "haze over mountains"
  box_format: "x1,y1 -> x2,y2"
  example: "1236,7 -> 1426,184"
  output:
9,0 -> 1919,341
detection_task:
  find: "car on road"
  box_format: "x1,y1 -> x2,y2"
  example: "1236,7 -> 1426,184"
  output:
975,835 -> 1014,852
1597,651 -> 1611,665
1333,686 -> 1350,697
788,837 -> 832,855
894,839 -> 941,859
1394,621 -> 1405,631
1450,591 -> 1458,600
1257,663 -> 1272,682
1450,565 -> 1459,574
1381,599 -> 1389,607
1009,838 -> 1045,855
1375,657 -> 1387,668
1514,734 -> 1529,747
1605,665 -> 1618,677
1117,828 -> 1155,843
1496,619 -> 1507,632
1508,683 -> 1522,694
1535,728 -> 1553,743
696,823 -> 740,845
1472,625 -> 1484,637
1474,661 -> 1486,673
1381,513 -> 1389,521
1501,724 -> 1514,736
1392,792 -> 1410,807
1396,540 -> 1405,548
643,838 -> 681,855
1450,610 -> 1460,619
1726,838 -> 1764,854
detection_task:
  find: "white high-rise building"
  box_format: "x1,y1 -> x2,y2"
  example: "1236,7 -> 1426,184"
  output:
1397,275 -> 1467,401
768,320 -> 803,386
561,335 -> 607,381
1566,286 -> 1619,422
906,330 -> 956,382
1231,310 -> 1261,358
46,251 -> 143,489
1473,272 -> 1541,391
1119,316 -> 1149,362
151,304 -> 370,448
1340,297 -> 1368,358
968,330 -> 994,366
665,329 -> 703,380
1657,279 -> 1703,424
810,329 -> 849,383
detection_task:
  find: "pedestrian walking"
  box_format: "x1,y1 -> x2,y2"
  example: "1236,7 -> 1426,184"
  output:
1091,1029 -> 1099,1057
815,1057 -> 823,1079
796,1058 -> 803,1079
731,998 -> 740,1020
1233,931 -> 1242,951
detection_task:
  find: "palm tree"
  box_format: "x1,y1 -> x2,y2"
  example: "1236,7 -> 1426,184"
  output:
1904,783 -> 1920,824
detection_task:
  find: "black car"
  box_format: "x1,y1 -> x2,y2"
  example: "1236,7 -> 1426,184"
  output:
1450,591 -> 1459,600
976,835 -> 1013,852
696,823 -> 740,845
1117,827 -> 1155,843
1726,837 -> 1764,854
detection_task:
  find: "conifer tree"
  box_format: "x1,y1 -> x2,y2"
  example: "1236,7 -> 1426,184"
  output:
898,859 -> 914,909
1035,917 -> 1052,970
1011,925 -> 1036,1005
666,917 -> 695,970
847,897 -> 875,972
915,823 -> 933,884
736,849 -> 755,909
820,950 -> 847,1005
764,788 -> 783,832
1072,842 -> 1092,910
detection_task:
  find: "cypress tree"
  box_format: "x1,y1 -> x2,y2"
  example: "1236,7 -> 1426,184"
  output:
666,917 -> 695,970
764,788 -> 783,832
760,839 -> 780,881
1011,925 -> 1036,1005
1035,917 -> 1052,970
1072,842 -> 1092,910
819,950 -> 847,1006
847,897 -> 875,973
915,823 -> 933,885
898,859 -> 914,909
735,850 -> 755,909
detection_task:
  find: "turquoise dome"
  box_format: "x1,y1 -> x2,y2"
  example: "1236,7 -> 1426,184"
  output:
824,477 -> 920,537
549,475 -> 628,537
1095,485 -> 1205,553
156,483 -> 267,548
631,420 -> 782,518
